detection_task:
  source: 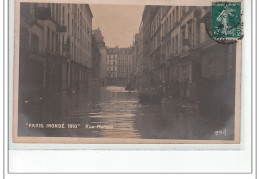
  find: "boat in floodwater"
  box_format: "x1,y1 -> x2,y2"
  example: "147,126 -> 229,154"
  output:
125,83 -> 135,91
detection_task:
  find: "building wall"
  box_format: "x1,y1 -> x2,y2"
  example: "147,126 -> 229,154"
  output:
106,48 -> 118,79
117,48 -> 133,81
133,5 -> 236,102
91,35 -> 101,87
19,3 -> 93,100
92,29 -> 107,87
106,47 -> 134,86
99,46 -> 107,86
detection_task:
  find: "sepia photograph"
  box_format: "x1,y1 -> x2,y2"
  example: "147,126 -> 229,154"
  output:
13,0 -> 242,143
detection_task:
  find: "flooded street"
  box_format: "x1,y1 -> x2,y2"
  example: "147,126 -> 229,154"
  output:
18,86 -> 234,140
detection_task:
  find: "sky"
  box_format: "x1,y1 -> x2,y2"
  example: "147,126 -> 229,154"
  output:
89,4 -> 144,48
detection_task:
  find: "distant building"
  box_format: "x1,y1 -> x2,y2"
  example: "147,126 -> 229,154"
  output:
117,48 -> 134,85
106,47 -> 118,85
106,47 -> 134,86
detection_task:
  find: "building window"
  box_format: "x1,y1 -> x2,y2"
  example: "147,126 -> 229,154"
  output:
176,7 -> 179,23
171,37 -> 174,55
167,17 -> 169,32
169,15 -> 172,29
31,33 -> 39,52
56,33 -> 59,52
51,4 -> 54,18
56,5 -> 59,23
175,35 -> 178,54
47,27 -> 50,50
72,20 -> 74,34
166,43 -> 169,58
181,7 -> 185,17
162,23 -> 164,36
62,7 -> 65,25
188,21 -> 193,46
62,35 -> 64,54
68,14 -> 70,32
181,26 -> 186,51
74,44 -> 76,60
196,20 -> 201,45
51,31 -> 55,51
71,42 -> 73,58
172,11 -> 175,27
77,27 -> 79,41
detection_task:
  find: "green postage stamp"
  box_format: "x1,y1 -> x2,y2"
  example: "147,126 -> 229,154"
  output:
212,2 -> 242,40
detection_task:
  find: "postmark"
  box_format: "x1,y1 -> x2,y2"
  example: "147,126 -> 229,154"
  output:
211,2 -> 242,40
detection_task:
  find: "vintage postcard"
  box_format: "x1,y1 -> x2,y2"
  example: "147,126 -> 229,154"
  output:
13,0 -> 242,144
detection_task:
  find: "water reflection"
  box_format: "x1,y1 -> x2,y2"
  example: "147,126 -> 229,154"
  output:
18,86 -> 234,140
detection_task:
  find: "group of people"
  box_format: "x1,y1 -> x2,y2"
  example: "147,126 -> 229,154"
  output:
156,80 -> 187,100
154,77 -> 235,119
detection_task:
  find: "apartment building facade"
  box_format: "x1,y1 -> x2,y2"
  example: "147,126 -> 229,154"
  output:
106,47 -> 118,85
134,23 -> 144,90
133,5 -> 236,103
91,34 -> 101,87
92,28 -> 107,87
19,3 -> 93,101
106,47 -> 134,86
117,48 -> 134,85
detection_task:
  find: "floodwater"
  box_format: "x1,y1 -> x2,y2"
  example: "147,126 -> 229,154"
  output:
18,86 -> 234,140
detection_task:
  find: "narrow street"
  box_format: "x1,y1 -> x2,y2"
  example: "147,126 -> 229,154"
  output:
18,86 -> 234,140
16,4 -> 237,141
